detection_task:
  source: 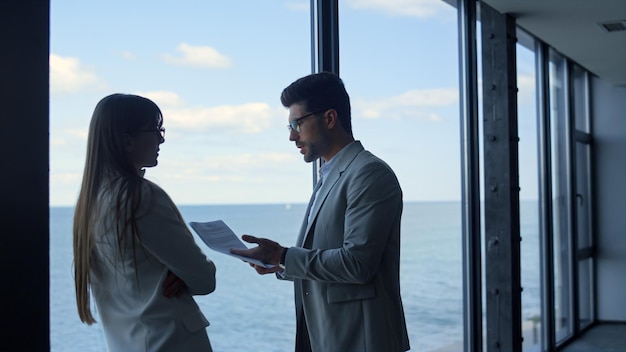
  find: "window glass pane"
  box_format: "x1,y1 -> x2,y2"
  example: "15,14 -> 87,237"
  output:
51,2 -> 310,351
572,65 -> 589,133
338,2 -> 462,350
575,142 -> 592,250
577,258 -> 594,329
548,49 -> 573,343
516,35 -> 542,351
576,140 -> 594,330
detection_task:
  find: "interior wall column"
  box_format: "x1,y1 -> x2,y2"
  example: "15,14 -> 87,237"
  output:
0,1 -> 50,350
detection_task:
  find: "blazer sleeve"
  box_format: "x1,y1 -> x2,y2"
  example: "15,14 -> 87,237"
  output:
285,159 -> 402,284
135,180 -> 217,295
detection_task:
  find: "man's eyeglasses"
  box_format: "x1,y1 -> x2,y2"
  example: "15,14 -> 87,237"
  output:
287,110 -> 324,133
134,127 -> 166,139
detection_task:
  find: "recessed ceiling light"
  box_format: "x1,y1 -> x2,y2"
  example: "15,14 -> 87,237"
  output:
598,20 -> 626,33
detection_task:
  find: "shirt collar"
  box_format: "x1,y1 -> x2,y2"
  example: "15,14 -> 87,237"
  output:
319,141 -> 355,181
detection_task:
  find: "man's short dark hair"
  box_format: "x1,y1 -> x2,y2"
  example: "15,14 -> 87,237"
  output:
280,72 -> 352,134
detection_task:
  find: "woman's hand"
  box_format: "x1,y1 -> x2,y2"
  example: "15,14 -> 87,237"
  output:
162,270 -> 187,298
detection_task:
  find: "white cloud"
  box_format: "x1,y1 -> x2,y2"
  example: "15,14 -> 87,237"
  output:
49,53 -> 102,93
67,128 -> 89,140
517,73 -> 536,105
163,43 -> 232,69
347,0 -> 452,18
354,87 -> 458,121
50,138 -> 66,147
135,90 -> 185,107
67,87 -> 278,135
50,172 -> 82,185
163,102 -> 275,133
286,2 -> 309,11
389,88 -> 458,106
49,129 -> 89,150
148,152 -> 299,186
111,89 -> 278,133
121,51 -> 136,60
199,153 -> 296,172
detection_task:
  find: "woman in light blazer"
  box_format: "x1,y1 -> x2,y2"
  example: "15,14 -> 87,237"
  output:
73,93 -> 216,352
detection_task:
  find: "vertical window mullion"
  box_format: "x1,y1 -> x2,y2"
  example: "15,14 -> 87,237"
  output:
564,60 -> 580,337
310,0 -> 339,185
536,40 -> 556,351
458,0 -> 483,350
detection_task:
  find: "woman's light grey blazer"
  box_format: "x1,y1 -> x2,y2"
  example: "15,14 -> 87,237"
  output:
91,178 -> 216,352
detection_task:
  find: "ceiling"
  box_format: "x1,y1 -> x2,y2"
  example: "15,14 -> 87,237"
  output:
472,0 -> 626,87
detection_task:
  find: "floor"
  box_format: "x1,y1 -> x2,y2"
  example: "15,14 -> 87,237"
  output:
560,323 -> 626,352
431,322 -> 626,351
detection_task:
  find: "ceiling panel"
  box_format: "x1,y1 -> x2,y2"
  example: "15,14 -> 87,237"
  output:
481,0 -> 626,86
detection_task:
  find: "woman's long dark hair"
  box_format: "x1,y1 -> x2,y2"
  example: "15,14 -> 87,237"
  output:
73,93 -> 163,324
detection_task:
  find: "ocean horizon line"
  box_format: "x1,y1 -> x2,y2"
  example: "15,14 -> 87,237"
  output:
50,198 -> 540,209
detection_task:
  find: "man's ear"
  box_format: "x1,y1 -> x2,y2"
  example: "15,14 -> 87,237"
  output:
325,109 -> 338,129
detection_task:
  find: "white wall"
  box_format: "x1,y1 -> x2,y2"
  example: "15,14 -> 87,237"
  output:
591,76 -> 626,322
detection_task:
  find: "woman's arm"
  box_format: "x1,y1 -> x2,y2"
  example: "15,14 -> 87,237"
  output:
136,181 -> 216,295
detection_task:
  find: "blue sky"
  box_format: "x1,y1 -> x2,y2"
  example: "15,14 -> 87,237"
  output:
50,0 -> 537,206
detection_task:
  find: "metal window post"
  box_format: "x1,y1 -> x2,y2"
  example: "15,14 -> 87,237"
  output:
309,0 -> 339,184
480,3 -> 523,351
458,0 -> 483,351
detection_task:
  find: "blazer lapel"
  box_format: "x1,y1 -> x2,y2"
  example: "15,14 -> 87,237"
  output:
296,179 -> 322,247
300,141 -> 364,247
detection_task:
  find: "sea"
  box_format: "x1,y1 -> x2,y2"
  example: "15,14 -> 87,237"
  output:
50,201 -> 542,352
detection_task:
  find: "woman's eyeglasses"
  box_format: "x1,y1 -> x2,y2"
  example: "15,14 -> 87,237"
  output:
134,127 -> 165,139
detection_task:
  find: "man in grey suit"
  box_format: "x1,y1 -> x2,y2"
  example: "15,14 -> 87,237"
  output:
231,72 -> 410,352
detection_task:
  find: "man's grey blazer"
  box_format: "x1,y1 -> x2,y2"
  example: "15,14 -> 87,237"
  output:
282,141 -> 410,352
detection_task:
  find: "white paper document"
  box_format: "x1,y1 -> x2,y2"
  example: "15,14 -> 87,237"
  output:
189,220 -> 274,268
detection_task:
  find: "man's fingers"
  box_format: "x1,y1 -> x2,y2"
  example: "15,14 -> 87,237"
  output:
230,248 -> 248,255
240,234 -> 259,244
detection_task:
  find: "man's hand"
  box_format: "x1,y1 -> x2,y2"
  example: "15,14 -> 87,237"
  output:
248,262 -> 285,275
230,234 -> 285,273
